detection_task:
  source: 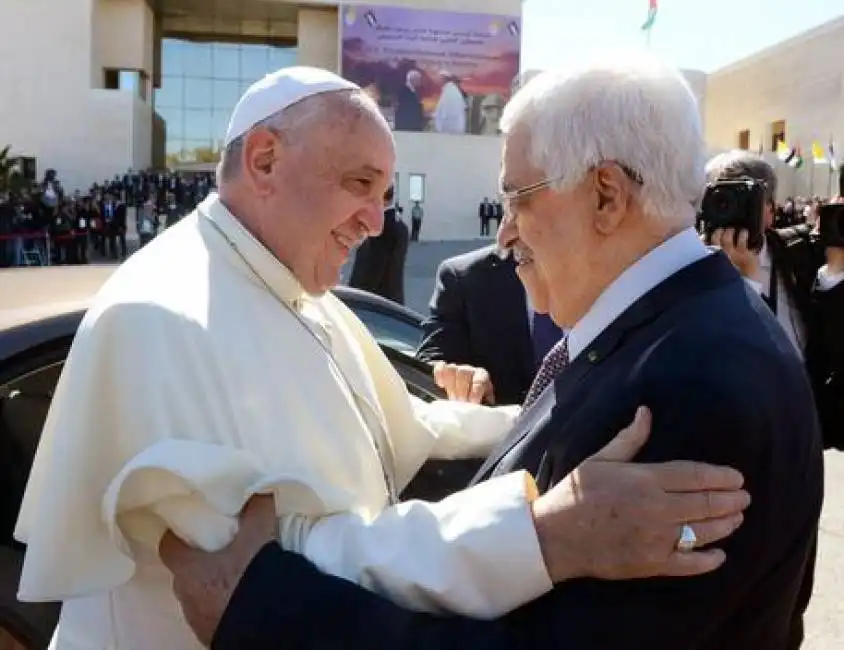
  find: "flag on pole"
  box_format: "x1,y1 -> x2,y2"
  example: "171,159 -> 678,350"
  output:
830,141 -> 839,171
641,0 -> 658,31
788,145 -> 804,169
776,140 -> 793,163
812,141 -> 828,165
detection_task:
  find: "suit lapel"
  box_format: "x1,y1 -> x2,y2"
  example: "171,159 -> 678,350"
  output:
472,350 -> 597,481
473,252 -> 741,485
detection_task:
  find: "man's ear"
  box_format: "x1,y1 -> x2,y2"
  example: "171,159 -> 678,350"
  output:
242,130 -> 278,195
592,166 -> 629,235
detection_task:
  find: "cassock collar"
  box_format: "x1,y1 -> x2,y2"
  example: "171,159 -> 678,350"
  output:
198,193 -> 307,311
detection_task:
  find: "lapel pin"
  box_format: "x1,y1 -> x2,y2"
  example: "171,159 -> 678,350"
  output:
587,349 -> 599,363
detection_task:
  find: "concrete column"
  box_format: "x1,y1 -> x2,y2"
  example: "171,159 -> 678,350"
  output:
296,7 -> 339,72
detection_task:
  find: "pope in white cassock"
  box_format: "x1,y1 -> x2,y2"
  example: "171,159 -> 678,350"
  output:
13,68 -> 552,649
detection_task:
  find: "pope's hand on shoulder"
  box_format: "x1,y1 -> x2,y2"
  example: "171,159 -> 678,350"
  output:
159,406 -> 749,646
432,361 -> 495,404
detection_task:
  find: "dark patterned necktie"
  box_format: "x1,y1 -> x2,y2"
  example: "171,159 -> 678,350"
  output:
522,335 -> 570,409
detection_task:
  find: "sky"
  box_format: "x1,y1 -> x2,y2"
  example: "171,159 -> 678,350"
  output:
521,0 -> 843,73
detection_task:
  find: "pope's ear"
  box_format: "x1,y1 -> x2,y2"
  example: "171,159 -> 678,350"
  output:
241,129 -> 278,195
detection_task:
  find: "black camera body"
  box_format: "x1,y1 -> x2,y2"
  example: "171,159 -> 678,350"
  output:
818,203 -> 844,248
699,178 -> 766,253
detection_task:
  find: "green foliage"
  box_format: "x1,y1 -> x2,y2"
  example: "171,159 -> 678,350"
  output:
0,145 -> 27,193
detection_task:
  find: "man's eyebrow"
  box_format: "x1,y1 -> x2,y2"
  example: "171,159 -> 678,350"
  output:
355,165 -> 385,178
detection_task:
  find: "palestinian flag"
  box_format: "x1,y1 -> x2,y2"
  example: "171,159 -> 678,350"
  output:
641,0 -> 657,31
788,146 -> 804,169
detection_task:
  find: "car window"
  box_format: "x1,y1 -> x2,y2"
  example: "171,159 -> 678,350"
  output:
0,361 -> 64,548
351,308 -> 422,356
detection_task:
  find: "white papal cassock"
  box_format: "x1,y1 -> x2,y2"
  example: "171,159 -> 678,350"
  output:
15,194 -> 552,649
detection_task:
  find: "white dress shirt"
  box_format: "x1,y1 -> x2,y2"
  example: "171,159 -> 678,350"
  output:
568,228 -> 710,361
16,195 -> 550,649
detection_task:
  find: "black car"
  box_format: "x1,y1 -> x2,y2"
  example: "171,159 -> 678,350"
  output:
0,267 -> 481,649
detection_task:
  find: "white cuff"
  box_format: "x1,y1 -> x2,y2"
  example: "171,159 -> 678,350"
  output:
816,265 -> 844,291
295,470 -> 552,617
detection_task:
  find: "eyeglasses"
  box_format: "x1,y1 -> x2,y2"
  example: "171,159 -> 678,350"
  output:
498,161 -> 644,217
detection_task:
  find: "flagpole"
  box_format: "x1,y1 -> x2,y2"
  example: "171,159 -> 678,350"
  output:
809,157 -> 815,197
828,133 -> 835,198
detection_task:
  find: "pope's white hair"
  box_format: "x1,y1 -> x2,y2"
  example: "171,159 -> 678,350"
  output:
501,51 -> 705,224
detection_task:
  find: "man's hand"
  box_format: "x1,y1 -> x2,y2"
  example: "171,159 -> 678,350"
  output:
532,406 -> 750,582
432,361 -> 495,404
710,227 -> 760,280
159,496 -> 278,647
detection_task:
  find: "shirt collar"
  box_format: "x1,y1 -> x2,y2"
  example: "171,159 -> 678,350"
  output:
568,227 -> 710,361
199,192 -> 307,310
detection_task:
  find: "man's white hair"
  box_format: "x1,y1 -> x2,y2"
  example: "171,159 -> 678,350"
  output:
500,51 -> 705,224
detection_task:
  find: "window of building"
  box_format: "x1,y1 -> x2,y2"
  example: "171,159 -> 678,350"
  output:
104,68 -> 147,101
771,120 -> 786,152
156,37 -> 297,168
408,174 -> 426,203
738,129 -> 750,150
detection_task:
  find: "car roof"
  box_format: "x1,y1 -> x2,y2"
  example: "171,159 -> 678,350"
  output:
0,265 -> 423,333
0,265 -> 118,330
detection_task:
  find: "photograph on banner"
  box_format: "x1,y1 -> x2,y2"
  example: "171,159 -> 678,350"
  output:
339,4 -> 521,136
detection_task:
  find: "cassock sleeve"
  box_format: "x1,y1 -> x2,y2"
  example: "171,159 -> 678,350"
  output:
282,469 -> 551,618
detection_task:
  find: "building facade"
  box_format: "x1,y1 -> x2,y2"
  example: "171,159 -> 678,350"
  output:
0,0 -> 521,240
2,3 -> 840,240
704,15 -> 844,200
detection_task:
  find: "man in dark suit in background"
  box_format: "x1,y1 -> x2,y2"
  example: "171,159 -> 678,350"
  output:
160,56 -> 820,650
348,185 -> 409,304
417,244 -> 562,405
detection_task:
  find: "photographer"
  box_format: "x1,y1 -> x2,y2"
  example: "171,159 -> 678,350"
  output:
703,150 -> 844,451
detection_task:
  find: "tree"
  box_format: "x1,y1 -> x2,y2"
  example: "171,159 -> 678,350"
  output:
0,145 -> 26,193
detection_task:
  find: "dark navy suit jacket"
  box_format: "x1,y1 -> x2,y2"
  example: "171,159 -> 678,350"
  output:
212,252 -> 824,650
417,244 -> 535,406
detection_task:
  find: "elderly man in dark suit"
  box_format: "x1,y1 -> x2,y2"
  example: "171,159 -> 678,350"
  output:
159,55 -> 820,650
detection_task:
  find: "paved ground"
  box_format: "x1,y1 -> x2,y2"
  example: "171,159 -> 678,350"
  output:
805,450 -> 844,648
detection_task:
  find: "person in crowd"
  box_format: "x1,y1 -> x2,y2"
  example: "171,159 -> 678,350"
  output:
704,151 -> 844,451
478,196 -> 493,236
155,55 -> 821,650
15,66 -> 749,650
410,200 -> 424,241
348,184 -> 410,304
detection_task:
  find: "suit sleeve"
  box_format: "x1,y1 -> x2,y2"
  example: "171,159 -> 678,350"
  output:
212,346 -> 822,650
416,260 -> 472,363
806,276 -> 844,449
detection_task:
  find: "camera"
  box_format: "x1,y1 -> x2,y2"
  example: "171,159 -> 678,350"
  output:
699,178 -> 766,253
818,202 -> 844,248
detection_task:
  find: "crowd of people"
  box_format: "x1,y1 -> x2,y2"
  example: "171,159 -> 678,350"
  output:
0,168 -> 216,267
